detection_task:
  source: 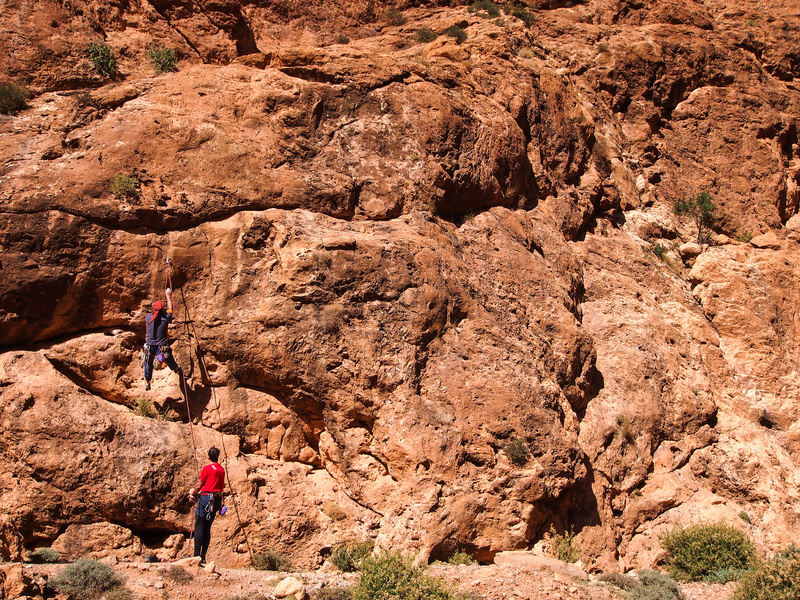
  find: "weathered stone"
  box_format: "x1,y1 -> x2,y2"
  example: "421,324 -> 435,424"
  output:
494,552 -> 588,580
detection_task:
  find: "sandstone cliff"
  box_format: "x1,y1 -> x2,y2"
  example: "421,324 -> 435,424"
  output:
1,0 -> 799,570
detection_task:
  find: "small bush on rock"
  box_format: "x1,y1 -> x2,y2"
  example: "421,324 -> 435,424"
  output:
111,174 -> 141,199
49,558 -> 129,600
598,571 -> 639,591
0,82 -> 28,114
549,526 -> 580,563
735,545 -> 800,600
147,46 -> 178,74
443,25 -> 468,44
661,522 -> 757,582
633,570 -> 684,600
164,564 -> 193,584
251,550 -> 292,571
469,1 -> 500,17
503,4 -> 536,26
331,540 -> 374,572
385,7 -> 408,26
416,27 -> 438,43
27,547 -> 60,563
317,586 -> 354,600
353,551 -> 458,600
447,550 -> 475,565
503,437 -> 530,466
86,42 -> 117,78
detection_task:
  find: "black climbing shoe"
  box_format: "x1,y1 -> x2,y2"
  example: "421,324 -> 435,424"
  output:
145,382 -> 151,391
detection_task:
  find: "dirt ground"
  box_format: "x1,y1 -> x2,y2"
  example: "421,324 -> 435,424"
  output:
20,561 -> 736,600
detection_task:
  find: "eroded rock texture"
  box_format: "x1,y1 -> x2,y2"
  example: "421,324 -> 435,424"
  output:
1,0 -> 799,569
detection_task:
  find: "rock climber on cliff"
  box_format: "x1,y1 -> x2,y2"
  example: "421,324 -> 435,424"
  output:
189,447 -> 226,564
143,287 -> 182,390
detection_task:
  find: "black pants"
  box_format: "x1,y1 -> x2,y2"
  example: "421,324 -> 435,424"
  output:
194,494 -> 219,561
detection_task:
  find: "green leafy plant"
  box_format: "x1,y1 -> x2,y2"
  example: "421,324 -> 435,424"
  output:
447,550 -> 475,565
147,46 -> 178,74
632,570 -> 684,600
661,522 -> 758,582
673,192 -> 717,244
416,27 -> 439,43
86,42 -> 117,78
443,25 -> 468,44
27,547 -> 60,563
49,558 -> 129,600
735,545 -> 800,600
385,7 -> 408,26
0,82 -> 28,115
652,243 -> 667,258
739,512 -> 751,524
737,231 -> 753,243
110,174 -> 141,200
353,551 -> 459,600
503,437 -> 530,466
251,550 -> 292,571
469,1 -> 501,17
330,540 -> 374,572
549,526 -> 580,563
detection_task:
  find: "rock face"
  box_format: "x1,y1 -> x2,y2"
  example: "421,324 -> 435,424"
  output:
1,0 -> 799,570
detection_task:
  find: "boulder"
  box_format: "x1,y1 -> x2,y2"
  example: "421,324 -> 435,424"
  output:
494,552 -> 588,580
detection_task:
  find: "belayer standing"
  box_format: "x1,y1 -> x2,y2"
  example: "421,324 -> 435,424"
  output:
189,447 -> 225,564
143,287 -> 182,390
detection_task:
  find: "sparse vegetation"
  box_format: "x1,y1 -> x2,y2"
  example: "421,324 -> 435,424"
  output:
164,565 -> 193,584
317,587 -> 355,600
735,545 -> 800,600
503,437 -> 530,466
616,414 -> 634,440
416,27 -> 439,43
633,570 -> 684,600
503,4 -> 536,27
549,526 -> 580,563
661,522 -> 758,582
737,231 -> 754,243
469,1 -> 501,18
739,511 -> 751,523
652,243 -> 667,258
673,191 -> 717,244
447,550 -> 475,565
49,558 -> 130,600
111,174 -> 141,200
0,82 -> 28,115
518,47 -> 534,59
147,46 -> 178,74
385,7 -> 408,26
443,25 -> 468,44
251,550 -> 292,572
136,396 -> 156,418
321,501 -> 347,521
334,34 -> 351,45
599,571 -> 639,591
86,42 -> 117,78
330,540 -> 374,572
352,551 -> 460,600
27,547 -> 60,564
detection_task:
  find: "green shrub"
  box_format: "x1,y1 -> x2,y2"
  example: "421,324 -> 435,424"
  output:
110,174 -> 141,199
503,437 -> 530,466
334,34 -> 350,45
661,522 -> 757,582
317,586 -> 354,600
251,550 -> 292,571
164,564 -> 193,584
447,550 -> 475,565
443,25 -> 468,44
735,545 -> 800,600
0,82 -> 28,115
27,547 -> 60,563
469,1 -> 500,17
416,27 -> 439,43
49,558 -> 129,600
353,551 -> 458,600
632,570 -> 684,600
674,191 -> 717,244
86,42 -> 117,78
136,396 -> 156,418
331,540 -> 374,572
506,4 -> 536,26
739,512 -> 751,523
652,243 -> 667,258
147,46 -> 178,74
385,7 -> 408,26
737,231 -> 753,243
549,526 -> 580,563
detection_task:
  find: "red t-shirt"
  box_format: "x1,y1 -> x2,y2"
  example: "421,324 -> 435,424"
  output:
199,462 -> 225,493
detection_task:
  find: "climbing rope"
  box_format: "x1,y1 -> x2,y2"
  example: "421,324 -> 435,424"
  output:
165,257 -> 254,563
